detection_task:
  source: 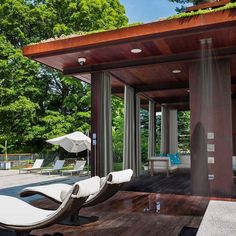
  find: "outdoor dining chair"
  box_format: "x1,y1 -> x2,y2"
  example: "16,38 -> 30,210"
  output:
19,159 -> 44,174
0,177 -> 100,236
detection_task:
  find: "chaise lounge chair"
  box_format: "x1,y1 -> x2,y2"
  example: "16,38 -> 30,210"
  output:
61,160 -> 86,176
0,177 -> 100,236
41,159 -> 65,175
20,169 -> 133,204
19,169 -> 133,224
19,159 -> 44,174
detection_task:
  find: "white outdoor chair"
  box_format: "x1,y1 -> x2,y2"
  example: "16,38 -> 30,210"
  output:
20,169 -> 133,225
19,169 -> 133,204
41,160 -> 65,175
0,177 -> 100,236
61,160 -> 86,176
19,159 -> 44,174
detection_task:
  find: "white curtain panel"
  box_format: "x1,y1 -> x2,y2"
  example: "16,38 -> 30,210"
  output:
99,72 -> 113,176
148,100 -> 156,158
160,106 -> 169,155
136,94 -> 141,176
169,109 -> 178,154
123,85 -> 137,175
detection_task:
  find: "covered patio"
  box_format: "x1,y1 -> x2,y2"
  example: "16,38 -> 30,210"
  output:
23,4 -> 236,199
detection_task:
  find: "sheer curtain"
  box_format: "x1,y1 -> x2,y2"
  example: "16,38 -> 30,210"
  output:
123,85 -> 141,176
148,100 -> 156,158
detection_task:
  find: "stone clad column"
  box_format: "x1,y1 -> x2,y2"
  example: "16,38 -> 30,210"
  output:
190,59 -> 233,197
160,107 -> 178,155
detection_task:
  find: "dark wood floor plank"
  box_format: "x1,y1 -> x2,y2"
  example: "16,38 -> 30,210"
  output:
27,174 -> 236,236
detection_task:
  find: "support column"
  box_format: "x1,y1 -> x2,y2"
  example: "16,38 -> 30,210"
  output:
232,99 -> 236,155
190,59 -> 233,197
91,72 -> 113,177
148,100 -> 156,158
169,109 -> 178,154
160,106 -> 169,155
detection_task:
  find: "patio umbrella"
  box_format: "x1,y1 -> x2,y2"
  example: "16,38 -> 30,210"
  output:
47,131 -> 91,167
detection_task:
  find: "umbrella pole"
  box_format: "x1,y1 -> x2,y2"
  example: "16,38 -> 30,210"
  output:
87,148 -> 90,175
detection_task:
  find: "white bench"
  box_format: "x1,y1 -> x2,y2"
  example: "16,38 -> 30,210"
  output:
149,155 -> 236,174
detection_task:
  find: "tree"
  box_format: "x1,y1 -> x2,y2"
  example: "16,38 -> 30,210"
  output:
112,96 -> 124,162
178,111 -> 190,153
0,0 -> 128,154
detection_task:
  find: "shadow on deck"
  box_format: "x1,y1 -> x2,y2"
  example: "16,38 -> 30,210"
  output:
122,173 -> 191,195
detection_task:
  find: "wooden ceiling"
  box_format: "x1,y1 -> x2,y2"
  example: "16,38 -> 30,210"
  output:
23,8 -> 236,111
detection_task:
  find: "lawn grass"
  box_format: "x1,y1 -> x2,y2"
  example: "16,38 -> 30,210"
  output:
114,162 -> 123,171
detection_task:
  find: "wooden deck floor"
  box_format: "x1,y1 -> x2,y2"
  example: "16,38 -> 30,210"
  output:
30,191 -> 211,236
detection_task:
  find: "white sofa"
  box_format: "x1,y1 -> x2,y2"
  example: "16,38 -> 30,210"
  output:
151,155 -> 191,173
152,155 -> 236,173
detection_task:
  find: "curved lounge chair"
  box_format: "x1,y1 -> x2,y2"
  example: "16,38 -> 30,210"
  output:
20,169 -> 133,206
0,177 -> 100,236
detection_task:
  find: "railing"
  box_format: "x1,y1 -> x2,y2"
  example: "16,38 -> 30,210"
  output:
0,153 -> 34,162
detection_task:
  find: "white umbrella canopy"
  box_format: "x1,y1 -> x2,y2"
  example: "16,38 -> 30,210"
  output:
47,131 -> 91,153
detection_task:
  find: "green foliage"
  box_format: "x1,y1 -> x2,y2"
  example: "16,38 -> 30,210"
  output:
0,0 -> 128,154
112,96 -> 124,162
168,2 -> 236,19
0,0 -> 128,46
168,1 -> 236,15
0,140 -> 14,161
178,111 -> 190,153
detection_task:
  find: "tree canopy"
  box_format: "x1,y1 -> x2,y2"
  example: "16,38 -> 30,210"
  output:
0,0 -> 190,161
0,0 -> 128,154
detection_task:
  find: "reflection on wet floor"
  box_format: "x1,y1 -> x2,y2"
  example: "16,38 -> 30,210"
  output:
32,191 -> 210,236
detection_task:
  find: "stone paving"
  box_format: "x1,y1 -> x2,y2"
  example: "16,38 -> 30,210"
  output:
0,170 -> 89,202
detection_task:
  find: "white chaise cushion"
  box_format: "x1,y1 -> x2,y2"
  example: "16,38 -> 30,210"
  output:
21,183 -> 71,203
108,169 -> 133,184
0,177 -> 101,227
72,176 -> 100,198
0,195 -> 54,226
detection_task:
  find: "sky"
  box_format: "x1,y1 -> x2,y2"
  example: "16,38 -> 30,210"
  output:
120,0 -> 191,23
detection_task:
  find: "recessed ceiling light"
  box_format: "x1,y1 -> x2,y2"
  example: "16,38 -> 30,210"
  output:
131,48 -> 142,54
172,69 -> 181,74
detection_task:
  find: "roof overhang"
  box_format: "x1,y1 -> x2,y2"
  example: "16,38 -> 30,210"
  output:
23,8 -> 236,111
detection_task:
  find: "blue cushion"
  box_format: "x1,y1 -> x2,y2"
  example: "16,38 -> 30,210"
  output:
167,153 -> 181,165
